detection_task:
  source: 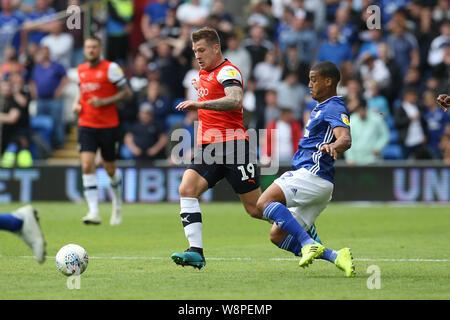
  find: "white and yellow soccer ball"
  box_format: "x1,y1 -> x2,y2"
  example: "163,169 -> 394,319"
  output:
55,244 -> 89,276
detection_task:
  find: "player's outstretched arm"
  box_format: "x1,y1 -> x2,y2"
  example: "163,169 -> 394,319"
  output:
89,84 -> 133,108
176,86 -> 243,112
200,86 -> 243,111
320,127 -> 352,160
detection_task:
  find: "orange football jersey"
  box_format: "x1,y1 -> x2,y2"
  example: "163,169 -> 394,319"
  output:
77,60 -> 126,128
196,59 -> 247,145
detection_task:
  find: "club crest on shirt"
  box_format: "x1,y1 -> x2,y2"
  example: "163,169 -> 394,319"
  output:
341,114 -> 350,126
207,72 -> 215,81
226,68 -> 237,77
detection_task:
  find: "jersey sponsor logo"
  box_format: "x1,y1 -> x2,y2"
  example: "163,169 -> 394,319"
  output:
341,114 -> 350,126
80,82 -> 101,92
198,87 -> 209,97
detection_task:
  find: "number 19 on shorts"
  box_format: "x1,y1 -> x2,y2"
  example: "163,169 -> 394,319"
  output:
237,163 -> 255,181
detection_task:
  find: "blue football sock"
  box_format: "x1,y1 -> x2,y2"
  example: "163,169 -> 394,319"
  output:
0,213 -> 23,232
320,248 -> 338,263
278,234 -> 302,256
263,202 -> 315,247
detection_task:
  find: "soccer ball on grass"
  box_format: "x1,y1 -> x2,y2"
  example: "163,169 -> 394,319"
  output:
55,244 -> 89,276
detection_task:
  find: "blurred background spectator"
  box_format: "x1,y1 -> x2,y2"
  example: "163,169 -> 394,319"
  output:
0,0 -> 449,166
394,87 -> 430,160
29,45 -> 67,149
344,100 -> 390,166
260,105 -> 303,165
0,75 -> 32,167
121,102 -> 168,162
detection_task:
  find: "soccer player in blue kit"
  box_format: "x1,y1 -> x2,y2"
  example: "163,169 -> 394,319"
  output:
256,61 -> 355,277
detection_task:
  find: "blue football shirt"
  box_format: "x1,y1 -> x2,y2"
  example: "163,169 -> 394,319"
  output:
292,96 -> 350,183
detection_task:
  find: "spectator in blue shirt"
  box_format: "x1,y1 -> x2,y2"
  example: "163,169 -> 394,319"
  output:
386,19 -> 420,77
358,29 -> 384,59
278,15 -> 317,65
141,0 -> 169,41
378,0 -> 411,27
366,80 -> 391,119
138,79 -> 171,131
22,0 -> 56,45
29,46 -> 68,149
316,23 -> 353,68
0,0 -> 24,59
334,6 -> 358,45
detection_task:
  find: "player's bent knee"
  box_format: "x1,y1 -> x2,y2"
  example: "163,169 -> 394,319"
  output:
245,206 -> 262,219
256,197 -> 271,215
179,184 -> 200,198
81,163 -> 95,174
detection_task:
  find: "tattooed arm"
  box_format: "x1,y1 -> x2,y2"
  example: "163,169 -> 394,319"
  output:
175,86 -> 243,111
201,86 -> 243,111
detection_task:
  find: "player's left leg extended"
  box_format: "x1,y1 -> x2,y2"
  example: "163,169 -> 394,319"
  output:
270,202 -> 355,278
270,224 -> 354,277
171,169 -> 210,269
256,184 -> 325,268
0,206 -> 46,263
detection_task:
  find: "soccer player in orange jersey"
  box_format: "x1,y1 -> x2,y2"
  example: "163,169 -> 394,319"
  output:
171,27 -> 265,269
72,36 -> 132,226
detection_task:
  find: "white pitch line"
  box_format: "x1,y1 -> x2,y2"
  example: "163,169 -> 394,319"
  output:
0,255 -> 449,262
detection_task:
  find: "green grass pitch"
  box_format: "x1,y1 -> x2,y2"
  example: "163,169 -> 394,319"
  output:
0,202 -> 449,300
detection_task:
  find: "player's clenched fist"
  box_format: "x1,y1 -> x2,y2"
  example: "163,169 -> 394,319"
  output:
72,103 -> 82,115
191,78 -> 199,91
437,94 -> 449,112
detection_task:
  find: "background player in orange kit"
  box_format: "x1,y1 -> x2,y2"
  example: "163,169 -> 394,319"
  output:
171,27 -> 264,269
72,36 -> 132,226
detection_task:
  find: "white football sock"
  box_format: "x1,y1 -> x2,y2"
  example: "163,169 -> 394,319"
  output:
180,197 -> 202,249
109,170 -> 122,208
82,174 -> 99,215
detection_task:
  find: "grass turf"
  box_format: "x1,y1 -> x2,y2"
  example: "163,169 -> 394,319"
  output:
0,202 -> 449,300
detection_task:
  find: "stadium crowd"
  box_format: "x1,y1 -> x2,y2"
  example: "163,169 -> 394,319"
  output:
0,0 -> 449,167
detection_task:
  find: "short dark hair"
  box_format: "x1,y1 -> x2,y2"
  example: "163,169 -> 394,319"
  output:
84,35 -> 102,45
310,61 -> 341,86
191,27 -> 220,46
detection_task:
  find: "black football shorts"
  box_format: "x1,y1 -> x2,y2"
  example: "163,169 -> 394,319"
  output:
188,139 -> 260,194
78,126 -> 120,162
